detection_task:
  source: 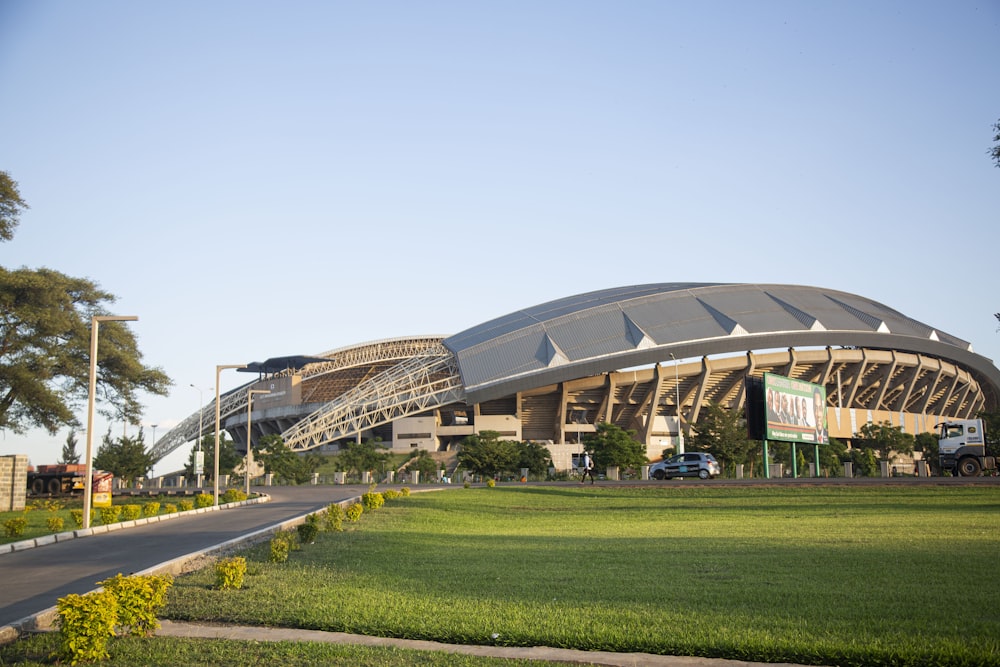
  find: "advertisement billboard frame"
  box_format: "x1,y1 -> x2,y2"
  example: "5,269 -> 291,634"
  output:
764,372 -> 828,445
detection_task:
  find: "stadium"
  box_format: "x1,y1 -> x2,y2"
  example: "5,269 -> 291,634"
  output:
151,283 -> 1000,472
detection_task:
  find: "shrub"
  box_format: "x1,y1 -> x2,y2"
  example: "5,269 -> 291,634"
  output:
222,488 -> 247,503
194,493 -> 214,508
33,498 -> 63,512
361,491 -> 384,511
178,500 -> 194,512
486,478 -> 496,488
2,516 -> 27,538
99,506 -> 122,525
269,530 -> 298,563
324,503 -> 344,532
121,504 -> 142,521
383,489 -> 400,500
399,487 -> 411,497
56,590 -> 118,664
345,502 -> 363,522
142,502 -> 160,517
98,573 -> 173,637
163,503 -> 178,514
215,556 -> 247,590
297,519 -> 319,544
47,516 -> 65,532
464,480 -> 471,489
69,509 -> 93,528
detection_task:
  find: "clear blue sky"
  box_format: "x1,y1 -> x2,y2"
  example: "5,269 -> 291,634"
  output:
2,1 -> 998,475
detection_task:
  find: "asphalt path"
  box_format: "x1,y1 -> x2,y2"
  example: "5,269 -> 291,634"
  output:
0,485 -> 378,630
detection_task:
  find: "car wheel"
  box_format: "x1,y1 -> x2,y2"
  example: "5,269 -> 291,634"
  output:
652,469 -> 665,480
698,469 -> 709,479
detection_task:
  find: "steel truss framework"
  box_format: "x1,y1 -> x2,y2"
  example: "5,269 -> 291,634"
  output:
149,336 -> 449,461
280,345 -> 463,451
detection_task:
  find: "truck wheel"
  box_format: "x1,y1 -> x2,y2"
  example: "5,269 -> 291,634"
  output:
47,478 -> 62,495
31,478 -> 44,495
958,457 -> 982,477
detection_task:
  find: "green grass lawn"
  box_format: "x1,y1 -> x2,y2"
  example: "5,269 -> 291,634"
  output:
159,485 -> 1000,667
2,484 -> 998,666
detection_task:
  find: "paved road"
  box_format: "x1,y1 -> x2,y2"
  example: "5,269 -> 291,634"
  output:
0,485 -> 375,630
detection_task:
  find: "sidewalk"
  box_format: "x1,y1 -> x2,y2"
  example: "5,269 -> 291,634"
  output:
156,620 -> 819,667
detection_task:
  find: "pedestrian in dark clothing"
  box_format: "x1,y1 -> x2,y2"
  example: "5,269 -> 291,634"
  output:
580,452 -> 595,484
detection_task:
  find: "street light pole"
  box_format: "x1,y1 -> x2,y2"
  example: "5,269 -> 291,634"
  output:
190,384 -> 207,488
214,364 -> 246,505
245,389 -> 271,495
83,315 -> 138,529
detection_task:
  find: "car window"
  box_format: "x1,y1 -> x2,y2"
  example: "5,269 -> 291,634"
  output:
683,453 -> 700,462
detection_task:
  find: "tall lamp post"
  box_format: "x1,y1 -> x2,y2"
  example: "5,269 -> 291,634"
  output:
190,384 -> 208,487
245,389 -> 271,495
214,364 -> 246,505
83,315 -> 138,529
670,353 -> 685,454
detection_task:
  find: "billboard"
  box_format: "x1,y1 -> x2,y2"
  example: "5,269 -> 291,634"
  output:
764,372 -> 828,444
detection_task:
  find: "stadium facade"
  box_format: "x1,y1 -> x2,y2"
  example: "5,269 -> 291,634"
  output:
152,283 -> 1000,471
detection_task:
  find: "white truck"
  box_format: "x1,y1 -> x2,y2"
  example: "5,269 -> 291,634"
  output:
937,419 -> 995,476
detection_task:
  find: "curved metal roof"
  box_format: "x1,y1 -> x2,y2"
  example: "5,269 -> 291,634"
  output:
444,283 -> 1000,406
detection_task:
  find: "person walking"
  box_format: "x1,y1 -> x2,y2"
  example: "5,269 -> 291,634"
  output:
580,451 -> 595,484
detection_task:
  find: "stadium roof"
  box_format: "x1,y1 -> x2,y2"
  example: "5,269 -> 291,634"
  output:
444,283 -> 999,405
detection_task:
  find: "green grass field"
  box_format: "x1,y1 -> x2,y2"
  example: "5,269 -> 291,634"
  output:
161,485 -> 1000,667
2,484 -> 998,666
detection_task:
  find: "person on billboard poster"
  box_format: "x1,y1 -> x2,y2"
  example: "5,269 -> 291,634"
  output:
813,389 -> 827,444
766,389 -> 779,422
779,394 -> 793,425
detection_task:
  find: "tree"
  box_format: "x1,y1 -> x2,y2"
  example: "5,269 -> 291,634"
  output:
185,432 -> 241,482
457,430 -> 519,478
914,431 -> 939,475
60,430 -> 81,464
93,428 -> 155,486
0,266 -> 171,435
335,438 -> 391,477
254,434 -> 321,484
515,441 -> 552,477
689,403 -> 754,475
583,422 -> 647,471
991,118 -> 1000,169
853,421 -> 914,462
407,449 -> 441,480
0,170 -> 28,242
976,409 -> 1000,459
0,173 -> 171,437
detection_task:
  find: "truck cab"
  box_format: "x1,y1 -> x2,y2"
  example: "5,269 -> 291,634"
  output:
938,419 -> 993,476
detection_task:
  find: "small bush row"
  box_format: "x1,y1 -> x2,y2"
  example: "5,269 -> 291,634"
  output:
4,491 -> 253,538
